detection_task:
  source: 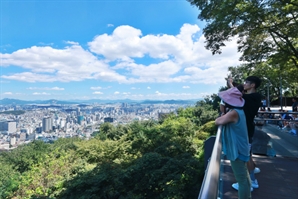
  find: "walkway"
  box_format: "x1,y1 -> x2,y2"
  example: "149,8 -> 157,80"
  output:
220,124 -> 298,199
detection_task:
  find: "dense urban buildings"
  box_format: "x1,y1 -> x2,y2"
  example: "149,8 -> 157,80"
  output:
0,102 -> 194,150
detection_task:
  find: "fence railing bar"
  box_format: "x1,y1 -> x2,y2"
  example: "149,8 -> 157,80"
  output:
198,125 -> 222,199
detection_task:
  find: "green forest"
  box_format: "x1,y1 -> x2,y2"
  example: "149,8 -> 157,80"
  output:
1,0 -> 297,198
0,101 -> 219,199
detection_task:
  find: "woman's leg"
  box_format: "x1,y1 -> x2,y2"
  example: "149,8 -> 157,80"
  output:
231,159 -> 251,199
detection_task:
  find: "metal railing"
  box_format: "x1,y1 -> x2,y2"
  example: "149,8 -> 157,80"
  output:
198,125 -> 222,199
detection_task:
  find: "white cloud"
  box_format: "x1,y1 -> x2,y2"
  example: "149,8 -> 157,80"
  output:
27,87 -> 64,90
1,45 -> 127,83
87,24 -> 241,84
147,87 -> 151,89
90,87 -> 102,90
0,23 -> 242,86
92,91 -> 103,95
3,92 -> 12,95
38,42 -> 54,46
183,86 -> 190,89
2,72 -> 56,83
65,41 -> 79,45
142,92 -> 206,100
51,87 -> 64,90
114,91 -> 120,94
88,25 -> 144,61
32,92 -> 50,95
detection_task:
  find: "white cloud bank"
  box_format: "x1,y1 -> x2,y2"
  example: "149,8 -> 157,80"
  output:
27,87 -> 64,90
0,24 -> 242,85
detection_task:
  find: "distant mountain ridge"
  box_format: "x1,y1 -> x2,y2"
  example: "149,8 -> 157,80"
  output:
0,98 -> 200,105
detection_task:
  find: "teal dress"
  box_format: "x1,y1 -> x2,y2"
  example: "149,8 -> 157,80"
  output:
222,109 -> 250,162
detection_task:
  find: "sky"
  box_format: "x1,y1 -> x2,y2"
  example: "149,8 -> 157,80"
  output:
0,0 -> 243,101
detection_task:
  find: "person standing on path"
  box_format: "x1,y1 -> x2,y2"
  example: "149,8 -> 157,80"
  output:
215,87 -> 251,199
292,98 -> 298,112
228,76 -> 262,190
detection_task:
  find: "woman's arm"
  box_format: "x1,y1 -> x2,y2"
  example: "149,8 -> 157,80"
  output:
215,110 -> 238,125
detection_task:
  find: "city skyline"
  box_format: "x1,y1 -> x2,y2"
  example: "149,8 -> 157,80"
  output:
1,0 -> 243,101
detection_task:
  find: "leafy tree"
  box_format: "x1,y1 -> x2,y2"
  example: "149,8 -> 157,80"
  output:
63,108 -> 217,198
201,93 -> 222,111
194,101 -> 219,125
198,121 -> 218,136
119,153 -> 203,199
74,138 -> 134,165
59,162 -> 124,199
0,140 -> 51,173
0,159 -> 20,199
52,137 -> 83,151
97,122 -> 115,140
187,0 -> 298,68
13,149 -> 90,199
0,104 -> 220,198
97,122 -> 132,141
157,112 -> 176,124
227,62 -> 298,103
60,153 -> 203,199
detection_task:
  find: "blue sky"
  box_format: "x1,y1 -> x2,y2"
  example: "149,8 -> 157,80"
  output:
0,0 -> 242,101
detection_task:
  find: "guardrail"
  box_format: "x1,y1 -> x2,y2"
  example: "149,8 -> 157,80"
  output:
198,125 -> 222,199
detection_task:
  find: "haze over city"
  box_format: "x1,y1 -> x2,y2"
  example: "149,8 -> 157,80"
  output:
1,0 -> 243,101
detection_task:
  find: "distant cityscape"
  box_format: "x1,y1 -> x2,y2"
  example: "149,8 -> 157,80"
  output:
0,98 -> 198,151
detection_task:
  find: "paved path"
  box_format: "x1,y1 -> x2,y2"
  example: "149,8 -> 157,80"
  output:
220,123 -> 298,199
260,124 -> 298,158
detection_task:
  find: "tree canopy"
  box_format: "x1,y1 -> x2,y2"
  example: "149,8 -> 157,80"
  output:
227,62 -> 298,103
187,0 -> 298,68
0,102 -> 219,199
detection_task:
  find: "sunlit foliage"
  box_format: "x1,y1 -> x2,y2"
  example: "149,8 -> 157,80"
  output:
0,102 -> 219,198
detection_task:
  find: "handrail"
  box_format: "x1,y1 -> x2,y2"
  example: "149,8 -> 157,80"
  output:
198,125 -> 222,199
258,111 -> 298,114
255,118 -> 295,121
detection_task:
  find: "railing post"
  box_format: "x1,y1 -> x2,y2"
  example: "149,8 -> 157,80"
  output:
204,136 -> 216,169
198,126 -> 222,199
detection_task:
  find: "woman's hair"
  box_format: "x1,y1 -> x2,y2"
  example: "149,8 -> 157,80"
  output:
224,102 -> 243,110
236,84 -> 244,93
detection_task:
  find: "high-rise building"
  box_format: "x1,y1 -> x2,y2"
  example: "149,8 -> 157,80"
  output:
104,117 -> 114,123
20,133 -> 27,141
35,127 -> 42,134
42,117 -> 52,132
10,136 -> 16,146
76,107 -> 81,116
77,115 -> 84,125
60,119 -> 66,129
0,120 -> 17,133
7,121 -> 17,133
